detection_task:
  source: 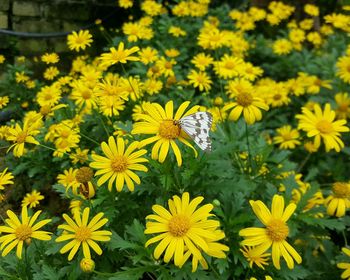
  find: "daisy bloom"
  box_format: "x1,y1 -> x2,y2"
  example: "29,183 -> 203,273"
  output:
145,192 -> 229,272
131,100 -> 200,166
99,42 -> 139,68
0,96 -> 9,109
273,125 -> 300,149
223,92 -> 269,125
187,70 -> 212,92
325,182 -> 350,217
296,103 -> 349,152
90,136 -> 148,192
41,53 -> 59,64
56,207 -> 112,261
191,53 -> 213,71
239,194 -> 302,270
336,56 -> 350,83
0,207 -> 52,259
240,246 -> 270,269
67,30 -> 93,51
335,92 -> 350,119
0,168 -> 14,190
21,190 -> 44,208
7,121 -> 40,157
338,247 -> 350,279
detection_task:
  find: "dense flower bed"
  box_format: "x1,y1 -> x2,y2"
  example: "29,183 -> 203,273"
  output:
1,1 -> 350,279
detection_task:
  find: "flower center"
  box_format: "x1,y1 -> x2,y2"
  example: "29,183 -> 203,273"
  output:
338,104 -> 349,112
168,214 -> 191,237
60,130 -> 70,138
28,195 -> 37,203
16,132 -> 27,143
225,61 -> 235,69
273,94 -> 282,100
316,120 -> 333,134
159,120 -> 181,139
266,219 -> 289,242
282,133 -> 293,141
44,93 -> 53,100
236,92 -> 253,107
82,90 -> 91,100
164,61 -> 173,69
76,167 -> 94,183
111,156 -> 128,172
75,226 -> 91,241
332,182 -> 350,198
16,224 -> 32,241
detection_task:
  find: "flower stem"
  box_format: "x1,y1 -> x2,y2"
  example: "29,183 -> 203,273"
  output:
297,153 -> 311,173
245,123 -> 252,172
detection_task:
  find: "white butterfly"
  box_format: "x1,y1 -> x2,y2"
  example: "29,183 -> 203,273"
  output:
177,112 -> 213,152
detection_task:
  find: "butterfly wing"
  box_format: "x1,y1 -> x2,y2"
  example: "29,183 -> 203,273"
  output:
179,112 -> 213,152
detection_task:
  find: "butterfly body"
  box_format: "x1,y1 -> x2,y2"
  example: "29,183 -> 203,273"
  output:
176,112 -> 213,152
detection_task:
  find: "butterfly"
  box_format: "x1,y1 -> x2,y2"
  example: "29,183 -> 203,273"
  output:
176,112 -> 213,152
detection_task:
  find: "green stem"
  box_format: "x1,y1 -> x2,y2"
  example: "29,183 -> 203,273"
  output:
245,123 -> 252,173
97,113 -> 110,138
120,63 -> 138,99
343,230 -> 348,247
297,153 -> 311,173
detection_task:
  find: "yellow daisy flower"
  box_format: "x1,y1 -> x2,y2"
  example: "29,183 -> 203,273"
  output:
21,190 -> 44,208
7,121 -> 40,157
56,207 -> 112,261
0,168 -> 14,190
145,192 -> 229,272
273,125 -> 301,149
325,182 -> 350,217
223,92 -> 269,125
99,42 -> 140,68
240,246 -> 270,269
296,103 -> 349,152
0,207 -> 52,259
131,100 -> 200,166
90,136 -> 148,192
67,30 -> 93,52
338,247 -> 350,279
239,195 -> 302,270
41,52 -> 59,64
187,70 -> 212,92
0,96 -> 9,109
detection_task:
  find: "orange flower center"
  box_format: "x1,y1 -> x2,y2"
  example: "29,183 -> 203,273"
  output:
225,61 -> 235,70
27,195 -> 38,203
16,224 -> 32,241
16,132 -> 27,143
266,219 -> 289,242
164,61 -> 173,69
75,226 -> 92,241
316,120 -> 333,134
82,90 -> 92,100
40,105 -> 51,116
159,120 -> 181,139
111,156 -> 128,172
332,182 -> 350,198
273,94 -> 282,100
168,214 -> 191,237
236,92 -> 253,107
338,103 -> 349,112
76,167 -> 94,183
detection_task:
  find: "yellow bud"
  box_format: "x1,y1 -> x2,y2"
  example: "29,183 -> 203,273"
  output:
80,258 -> 95,273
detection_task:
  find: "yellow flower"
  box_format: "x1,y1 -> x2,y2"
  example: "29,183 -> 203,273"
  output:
67,30 -> 93,51
304,4 -> 319,17
141,0 -> 162,17
296,103 -> 349,152
36,85 -> 62,107
214,54 -> 243,79
191,53 -> 213,71
41,52 -> 59,64
70,80 -> 97,110
168,26 -> 187,37
325,182 -> 350,217
7,121 -> 40,157
43,66 -> 59,80
273,39 -> 293,55
118,0 -> 133,9
145,192 -> 229,272
0,96 -> 9,109
70,148 -> 90,164
80,258 -> 95,272
239,195 -> 302,270
56,207 -> 112,261
139,47 -> 158,65
187,70 -> 212,92
57,168 -> 80,194
338,247 -> 350,279
240,246 -> 270,269
90,136 -> 148,192
335,93 -> 350,119
131,100 -> 200,166
21,190 -> 44,208
99,42 -> 139,68
0,54 -> 5,64
0,207 -> 52,259
337,56 -> 350,83
223,91 -> 269,125
0,168 -> 14,190
273,125 -> 300,149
